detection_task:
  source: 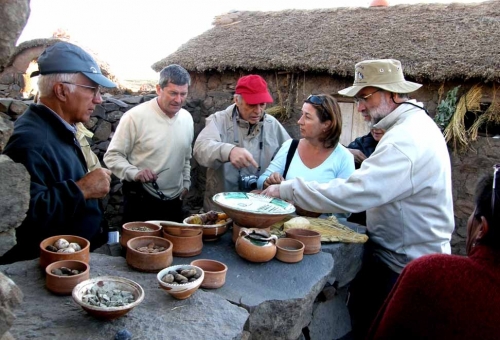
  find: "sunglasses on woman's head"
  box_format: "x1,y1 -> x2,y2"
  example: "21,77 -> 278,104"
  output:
305,95 -> 328,117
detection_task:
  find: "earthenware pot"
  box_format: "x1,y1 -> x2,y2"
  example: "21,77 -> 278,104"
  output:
232,222 -> 271,243
157,265 -> 204,300
40,235 -> 90,269
162,229 -> 203,257
285,228 -> 321,254
126,236 -> 173,272
190,259 -> 228,289
235,229 -> 277,263
275,238 -> 305,263
120,222 -> 162,248
45,260 -> 90,295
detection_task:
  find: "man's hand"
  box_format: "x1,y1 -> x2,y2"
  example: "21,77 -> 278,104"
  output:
348,149 -> 367,164
76,168 -> 112,199
263,172 -> 284,189
179,188 -> 188,200
261,184 -> 281,198
134,169 -> 157,183
229,147 -> 258,169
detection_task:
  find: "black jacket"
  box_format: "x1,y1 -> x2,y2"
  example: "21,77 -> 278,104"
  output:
1,104 -> 104,263
347,132 -> 379,169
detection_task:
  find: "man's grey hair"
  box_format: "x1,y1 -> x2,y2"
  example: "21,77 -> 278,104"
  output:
159,64 -> 191,88
234,94 -> 242,104
37,73 -> 79,97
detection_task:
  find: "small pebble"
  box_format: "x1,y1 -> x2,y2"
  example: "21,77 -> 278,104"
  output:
115,329 -> 132,340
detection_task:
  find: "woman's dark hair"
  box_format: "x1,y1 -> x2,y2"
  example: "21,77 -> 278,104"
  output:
306,94 -> 342,149
473,173 -> 500,249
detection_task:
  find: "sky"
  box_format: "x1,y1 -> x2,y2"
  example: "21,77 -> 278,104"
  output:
17,0 -> 488,80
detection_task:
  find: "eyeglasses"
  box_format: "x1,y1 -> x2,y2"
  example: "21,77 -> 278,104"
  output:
492,164 -> 500,219
305,95 -> 328,117
353,89 -> 381,104
61,82 -> 101,97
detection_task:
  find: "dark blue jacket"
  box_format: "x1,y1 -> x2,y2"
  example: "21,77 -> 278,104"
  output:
1,104 -> 104,263
347,132 -> 379,169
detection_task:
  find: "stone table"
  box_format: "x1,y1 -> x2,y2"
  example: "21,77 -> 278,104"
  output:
1,222 -> 365,340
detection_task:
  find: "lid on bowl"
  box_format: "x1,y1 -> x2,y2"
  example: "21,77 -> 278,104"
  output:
213,192 -> 295,215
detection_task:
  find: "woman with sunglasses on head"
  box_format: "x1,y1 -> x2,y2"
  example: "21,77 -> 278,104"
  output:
367,170 -> 500,340
257,94 -> 354,213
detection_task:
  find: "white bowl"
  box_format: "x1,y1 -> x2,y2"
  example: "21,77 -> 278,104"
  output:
157,264 -> 204,300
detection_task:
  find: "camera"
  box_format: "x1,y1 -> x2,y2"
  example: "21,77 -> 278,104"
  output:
238,174 -> 258,191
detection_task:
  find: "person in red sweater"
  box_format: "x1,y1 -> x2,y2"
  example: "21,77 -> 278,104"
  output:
367,167 -> 500,340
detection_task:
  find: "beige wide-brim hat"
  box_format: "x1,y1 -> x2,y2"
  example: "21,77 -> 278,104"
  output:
338,59 -> 422,97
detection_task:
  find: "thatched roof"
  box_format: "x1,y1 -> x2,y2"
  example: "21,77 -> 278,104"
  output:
152,1 -> 500,83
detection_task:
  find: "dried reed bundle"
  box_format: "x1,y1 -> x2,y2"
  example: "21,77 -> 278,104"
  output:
266,105 -> 287,119
444,84 -> 482,152
468,84 -> 500,140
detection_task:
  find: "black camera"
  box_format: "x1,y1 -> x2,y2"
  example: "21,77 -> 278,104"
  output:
238,174 -> 258,191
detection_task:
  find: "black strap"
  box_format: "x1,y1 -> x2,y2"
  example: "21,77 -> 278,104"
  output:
283,139 -> 299,179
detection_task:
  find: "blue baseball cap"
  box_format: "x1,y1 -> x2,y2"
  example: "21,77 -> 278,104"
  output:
31,42 -> 116,88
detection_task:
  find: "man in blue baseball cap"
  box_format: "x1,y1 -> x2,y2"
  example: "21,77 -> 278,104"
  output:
1,42 -> 116,264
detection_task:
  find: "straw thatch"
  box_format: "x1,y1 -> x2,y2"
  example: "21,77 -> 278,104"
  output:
152,1 -> 500,83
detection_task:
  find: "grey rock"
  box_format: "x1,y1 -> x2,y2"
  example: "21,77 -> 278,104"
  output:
5,101 -> 26,119
0,0 -> 30,71
84,117 -> 98,130
309,287 -> 351,340
0,155 -> 30,234
106,110 -> 124,123
0,117 -> 14,153
0,100 -> 12,113
102,103 -> 120,112
2,254 -> 248,340
91,105 -> 106,119
106,97 -> 129,108
93,120 -> 112,142
0,271 -> 23,337
0,229 -> 16,258
121,96 -> 143,105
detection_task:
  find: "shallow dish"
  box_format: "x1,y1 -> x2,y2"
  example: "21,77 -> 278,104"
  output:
183,211 -> 232,241
45,260 -> 90,295
126,236 -> 173,272
120,222 -> 162,248
72,276 -> 144,320
190,259 -> 228,289
157,264 -> 204,300
285,228 -> 321,255
159,221 -> 203,237
275,238 -> 305,263
213,192 -> 295,228
40,235 -> 90,269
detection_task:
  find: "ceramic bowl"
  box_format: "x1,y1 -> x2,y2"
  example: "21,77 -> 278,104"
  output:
120,222 -> 162,248
285,228 -> 321,255
72,276 -> 144,320
183,212 -> 232,241
157,264 -> 204,300
45,260 -> 90,295
212,192 -> 295,228
39,235 -> 90,269
190,259 -> 228,289
162,229 -> 203,257
275,238 -> 305,263
294,205 -> 322,218
126,236 -> 173,272
159,221 -> 202,237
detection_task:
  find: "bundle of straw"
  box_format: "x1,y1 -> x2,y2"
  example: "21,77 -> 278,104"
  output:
468,84 -> 500,141
444,84 -> 482,152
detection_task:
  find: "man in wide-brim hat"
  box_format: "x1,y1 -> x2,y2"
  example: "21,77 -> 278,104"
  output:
262,59 -> 454,339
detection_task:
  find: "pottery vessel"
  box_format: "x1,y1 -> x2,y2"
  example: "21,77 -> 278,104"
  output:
275,238 -> 305,263
45,260 -> 90,295
126,236 -> 173,272
183,213 -> 232,241
157,264 -> 204,300
294,205 -> 322,218
285,228 -> 321,254
232,222 -> 271,243
160,221 -> 203,237
162,229 -> 203,257
235,229 -> 277,263
190,259 -> 228,289
120,222 -> 162,248
72,276 -> 144,320
40,235 -> 90,269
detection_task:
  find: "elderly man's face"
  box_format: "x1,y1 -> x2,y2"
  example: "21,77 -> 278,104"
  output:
235,96 -> 266,125
355,87 -> 394,126
61,73 -> 102,124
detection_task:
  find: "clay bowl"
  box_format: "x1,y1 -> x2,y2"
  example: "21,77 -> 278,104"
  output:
285,228 -> 321,255
126,236 -> 173,272
159,221 -> 203,237
120,222 -> 162,248
183,212 -> 232,241
275,238 -> 305,263
212,192 -> 295,229
40,235 -> 90,269
232,222 -> 270,243
157,264 -> 204,300
72,276 -> 144,320
162,229 -> 203,257
45,260 -> 90,295
190,259 -> 228,289
294,205 -> 322,218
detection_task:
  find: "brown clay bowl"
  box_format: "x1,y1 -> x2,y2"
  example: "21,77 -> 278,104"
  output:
157,264 -> 204,300
275,238 -> 305,263
183,213 -> 232,241
45,260 -> 90,295
72,276 -> 144,320
40,235 -> 90,269
190,259 -> 228,289
212,192 -> 295,228
285,228 -> 321,255
159,221 -> 203,237
120,222 -> 162,248
162,229 -> 203,257
294,205 -> 322,218
126,236 -> 173,272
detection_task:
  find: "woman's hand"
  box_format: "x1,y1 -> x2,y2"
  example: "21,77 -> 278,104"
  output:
261,184 -> 281,198
263,172 -> 285,189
